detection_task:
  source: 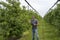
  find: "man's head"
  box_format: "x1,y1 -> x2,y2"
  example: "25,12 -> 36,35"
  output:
32,16 -> 35,19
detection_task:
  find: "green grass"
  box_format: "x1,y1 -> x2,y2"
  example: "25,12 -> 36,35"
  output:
0,36 -> 3,40
0,28 -> 3,40
20,19 -> 60,40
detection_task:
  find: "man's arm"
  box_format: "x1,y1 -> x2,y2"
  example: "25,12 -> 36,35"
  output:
34,19 -> 38,26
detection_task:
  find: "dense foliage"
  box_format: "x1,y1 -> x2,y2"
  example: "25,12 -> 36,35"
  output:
0,0 -> 41,40
44,4 -> 60,36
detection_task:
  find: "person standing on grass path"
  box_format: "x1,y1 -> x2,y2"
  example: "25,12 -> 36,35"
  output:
31,16 -> 39,40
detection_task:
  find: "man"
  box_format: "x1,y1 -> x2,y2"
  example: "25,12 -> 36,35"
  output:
31,16 -> 39,40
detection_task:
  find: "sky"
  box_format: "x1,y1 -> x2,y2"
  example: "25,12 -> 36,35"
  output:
0,0 -> 57,17
20,0 -> 57,17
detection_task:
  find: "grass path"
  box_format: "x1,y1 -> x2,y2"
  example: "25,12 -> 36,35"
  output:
20,19 -> 60,40
0,28 -> 3,40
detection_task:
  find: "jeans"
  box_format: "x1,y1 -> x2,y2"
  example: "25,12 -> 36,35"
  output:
32,28 -> 39,40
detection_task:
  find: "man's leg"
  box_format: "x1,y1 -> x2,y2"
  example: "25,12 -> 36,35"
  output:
32,29 -> 35,40
35,29 -> 39,40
